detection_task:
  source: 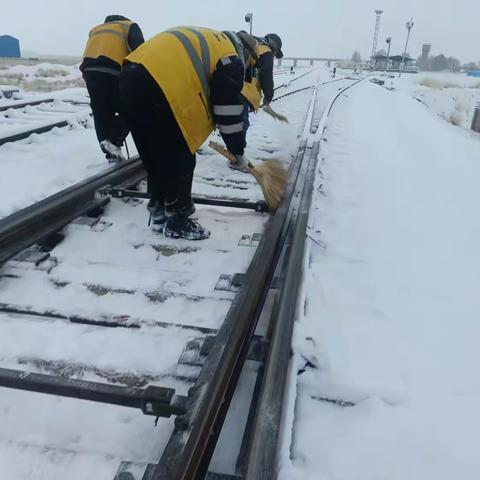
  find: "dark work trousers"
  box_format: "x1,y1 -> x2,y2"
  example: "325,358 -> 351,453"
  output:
83,70 -> 129,147
119,62 -> 196,217
242,102 -> 250,147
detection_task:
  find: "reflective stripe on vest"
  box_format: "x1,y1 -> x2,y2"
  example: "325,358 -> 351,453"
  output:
125,27 -> 238,153
83,21 -> 132,64
213,105 -> 244,115
185,27 -> 211,76
223,31 -> 245,68
218,121 -> 244,134
166,28 -> 210,107
90,29 -> 126,41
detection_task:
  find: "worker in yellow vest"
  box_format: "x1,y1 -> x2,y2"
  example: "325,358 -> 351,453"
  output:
241,33 -> 283,136
81,15 -> 144,162
119,27 -> 258,240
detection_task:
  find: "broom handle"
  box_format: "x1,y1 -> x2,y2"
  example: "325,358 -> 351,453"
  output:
209,141 -> 254,169
209,141 -> 235,161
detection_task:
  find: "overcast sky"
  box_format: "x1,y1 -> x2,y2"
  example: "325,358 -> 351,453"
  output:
2,0 -> 479,62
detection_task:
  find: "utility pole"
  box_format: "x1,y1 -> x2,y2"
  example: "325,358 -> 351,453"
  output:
245,13 -> 253,35
385,37 -> 392,75
371,9 -> 384,66
399,18 -> 414,77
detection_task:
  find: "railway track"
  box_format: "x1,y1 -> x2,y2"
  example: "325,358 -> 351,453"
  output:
0,73 -> 361,479
0,97 -> 91,146
0,68 -> 310,148
0,97 -> 56,112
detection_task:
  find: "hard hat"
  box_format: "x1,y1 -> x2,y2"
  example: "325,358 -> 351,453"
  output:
265,33 -> 283,59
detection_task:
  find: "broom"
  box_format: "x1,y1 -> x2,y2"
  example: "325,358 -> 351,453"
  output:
262,104 -> 289,123
209,140 -> 288,212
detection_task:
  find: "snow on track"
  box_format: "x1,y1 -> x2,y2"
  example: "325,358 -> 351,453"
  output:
0,98 -> 89,138
281,78 -> 480,480
0,68 -> 317,221
0,68 -> 332,479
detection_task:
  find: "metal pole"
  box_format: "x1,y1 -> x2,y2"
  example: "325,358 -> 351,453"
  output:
385,37 -> 391,76
245,12 -> 253,35
370,10 -> 383,67
399,18 -> 414,78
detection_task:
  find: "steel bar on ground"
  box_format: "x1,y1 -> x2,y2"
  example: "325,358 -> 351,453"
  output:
0,367 -> 186,417
102,187 -> 269,213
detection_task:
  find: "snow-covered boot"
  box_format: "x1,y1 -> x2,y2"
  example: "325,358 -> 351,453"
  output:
164,217 -> 210,240
100,140 -> 126,163
148,201 -> 167,233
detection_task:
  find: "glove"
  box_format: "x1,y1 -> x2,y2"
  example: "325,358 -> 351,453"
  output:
229,154 -> 250,173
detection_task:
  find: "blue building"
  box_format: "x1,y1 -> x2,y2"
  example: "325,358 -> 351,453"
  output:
0,35 -> 21,58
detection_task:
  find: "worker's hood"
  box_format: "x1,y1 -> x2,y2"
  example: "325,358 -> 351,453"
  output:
104,15 -> 131,23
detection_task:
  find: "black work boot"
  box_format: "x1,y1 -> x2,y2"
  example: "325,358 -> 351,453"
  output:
164,216 -> 210,240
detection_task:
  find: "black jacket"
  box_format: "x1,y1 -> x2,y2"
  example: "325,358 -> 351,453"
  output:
246,39 -> 275,104
211,55 -> 247,156
256,50 -> 275,103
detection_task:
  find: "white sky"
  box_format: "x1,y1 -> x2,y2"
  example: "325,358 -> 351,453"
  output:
1,0 -> 479,62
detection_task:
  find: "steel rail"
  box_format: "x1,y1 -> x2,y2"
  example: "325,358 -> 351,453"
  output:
274,68 -> 317,91
0,97 -> 55,112
266,85 -> 315,107
0,367 -> 186,417
147,141 -> 308,480
242,78 -> 366,480
244,142 -> 319,479
327,78 -> 364,116
0,119 -> 72,146
0,157 -> 144,265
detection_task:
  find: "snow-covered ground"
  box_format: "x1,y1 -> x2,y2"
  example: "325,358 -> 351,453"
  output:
0,66 -> 315,220
0,111 -> 107,219
8,60 -> 480,479
0,62 -> 84,93
281,75 -> 480,479
393,71 -> 480,130
0,66 -> 330,479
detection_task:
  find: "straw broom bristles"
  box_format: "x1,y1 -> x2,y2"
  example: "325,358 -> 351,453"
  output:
209,141 -> 288,212
248,160 -> 288,211
263,104 -> 289,123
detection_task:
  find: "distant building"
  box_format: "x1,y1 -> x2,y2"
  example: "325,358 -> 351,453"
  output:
372,53 -> 417,73
0,35 -> 21,58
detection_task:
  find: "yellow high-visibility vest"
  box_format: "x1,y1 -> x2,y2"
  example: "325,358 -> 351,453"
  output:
241,44 -> 273,111
126,27 -> 237,154
83,20 -> 132,66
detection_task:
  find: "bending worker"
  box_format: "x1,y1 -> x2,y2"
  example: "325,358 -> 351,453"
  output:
119,27 -> 258,240
241,33 -> 284,117
81,15 -> 144,162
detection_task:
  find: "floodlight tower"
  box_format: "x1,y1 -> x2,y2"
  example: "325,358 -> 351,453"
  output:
399,18 -> 414,77
371,10 -> 384,60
